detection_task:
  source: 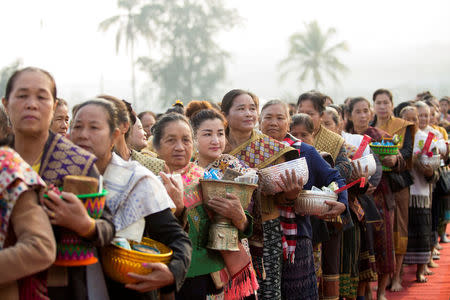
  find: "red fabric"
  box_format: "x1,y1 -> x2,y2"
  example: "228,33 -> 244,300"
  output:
379,227 -> 450,300
280,136 -> 301,263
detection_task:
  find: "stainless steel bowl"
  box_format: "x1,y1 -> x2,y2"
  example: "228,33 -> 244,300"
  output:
259,158 -> 309,195
295,190 -> 338,215
353,154 -> 376,177
419,154 -> 441,170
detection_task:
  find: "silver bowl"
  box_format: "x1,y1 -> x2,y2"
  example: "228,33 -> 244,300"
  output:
353,154 -> 376,177
419,154 -> 441,170
259,157 -> 309,195
294,190 -> 338,215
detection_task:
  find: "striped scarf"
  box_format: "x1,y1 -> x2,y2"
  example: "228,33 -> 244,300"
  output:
280,135 -> 302,263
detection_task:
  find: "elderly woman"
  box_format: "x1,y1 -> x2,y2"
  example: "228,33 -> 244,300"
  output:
50,98 -> 70,136
2,67 -> 114,300
371,88 -> 415,293
70,99 -> 192,300
0,147 -> 56,299
185,100 -> 258,299
259,100 -> 348,300
152,112 -> 251,299
403,102 -> 440,283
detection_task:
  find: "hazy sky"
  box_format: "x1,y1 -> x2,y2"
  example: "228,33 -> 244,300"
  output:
1,0 -> 450,111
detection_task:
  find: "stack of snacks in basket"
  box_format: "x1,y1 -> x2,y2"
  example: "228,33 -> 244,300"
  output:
369,136 -> 399,171
50,175 -> 107,266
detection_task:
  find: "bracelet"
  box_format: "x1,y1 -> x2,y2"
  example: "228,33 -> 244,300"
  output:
80,218 -> 96,238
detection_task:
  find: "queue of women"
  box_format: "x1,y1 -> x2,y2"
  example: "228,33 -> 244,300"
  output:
0,67 -> 449,300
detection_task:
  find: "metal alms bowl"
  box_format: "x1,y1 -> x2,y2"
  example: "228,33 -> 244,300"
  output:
295,190 -> 338,216
419,154 -> 441,170
353,154 -> 376,177
259,157 -> 309,195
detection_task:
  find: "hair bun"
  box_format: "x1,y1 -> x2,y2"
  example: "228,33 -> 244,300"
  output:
185,100 -> 214,120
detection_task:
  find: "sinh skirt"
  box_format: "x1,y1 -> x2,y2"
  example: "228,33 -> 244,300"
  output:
281,237 -> 318,300
404,200 -> 432,265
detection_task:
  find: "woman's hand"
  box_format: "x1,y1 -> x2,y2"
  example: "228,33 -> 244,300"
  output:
126,262 -> 175,292
319,200 -> 346,219
160,172 -> 184,216
44,190 -> 95,238
208,193 -> 248,232
350,160 -> 369,182
381,155 -> 397,167
366,183 -> 377,195
278,169 -> 304,201
414,155 -> 434,177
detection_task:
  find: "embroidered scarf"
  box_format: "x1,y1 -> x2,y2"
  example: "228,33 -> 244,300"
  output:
229,130 -> 295,169
39,132 -> 97,186
104,153 -> 174,232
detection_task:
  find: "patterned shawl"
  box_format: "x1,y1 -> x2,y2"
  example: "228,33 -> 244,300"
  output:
313,125 -> 345,162
0,147 -> 46,248
39,131 -> 97,186
228,130 -> 296,169
104,153 -> 174,232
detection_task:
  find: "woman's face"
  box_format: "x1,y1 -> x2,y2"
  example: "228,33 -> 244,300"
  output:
428,106 -> 438,125
127,118 -> 148,151
225,94 -> 258,133
322,112 -> 339,134
373,93 -> 393,120
260,103 -> 290,141
402,109 -> 418,127
350,100 -> 371,131
2,70 -> 56,136
297,100 -> 322,132
141,113 -> 156,137
156,120 -> 193,171
290,124 -> 314,145
70,104 -> 115,162
417,106 -> 430,130
196,118 -> 226,163
50,104 -> 69,136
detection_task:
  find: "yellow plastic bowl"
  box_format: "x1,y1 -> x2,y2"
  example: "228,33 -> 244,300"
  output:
101,237 -> 173,284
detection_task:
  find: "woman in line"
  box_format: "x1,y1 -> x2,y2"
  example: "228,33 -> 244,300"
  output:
0,147 -> 56,299
98,95 -> 166,177
186,100 -> 259,299
371,88 -> 415,293
297,91 -> 352,300
346,97 -> 393,300
403,102 -> 440,283
260,100 -> 348,300
152,112 -> 251,299
70,99 -> 192,300
50,98 -> 70,136
221,89 -> 302,299
2,67 -> 115,300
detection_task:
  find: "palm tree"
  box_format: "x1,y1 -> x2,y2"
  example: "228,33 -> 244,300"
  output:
99,0 -> 161,106
279,20 -> 349,89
